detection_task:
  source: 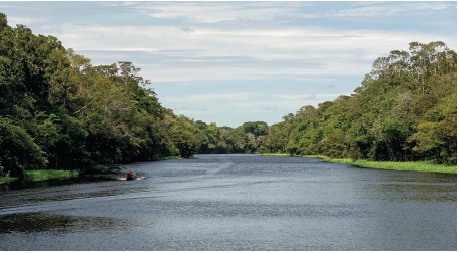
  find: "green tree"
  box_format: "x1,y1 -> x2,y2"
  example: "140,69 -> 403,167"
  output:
0,117 -> 47,177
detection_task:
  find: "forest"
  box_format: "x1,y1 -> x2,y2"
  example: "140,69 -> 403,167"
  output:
258,41 -> 457,165
0,12 -> 456,181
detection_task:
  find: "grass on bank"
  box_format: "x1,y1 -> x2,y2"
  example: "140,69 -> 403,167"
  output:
329,159 -> 457,174
0,169 -> 80,185
261,153 -> 457,174
23,169 -> 80,182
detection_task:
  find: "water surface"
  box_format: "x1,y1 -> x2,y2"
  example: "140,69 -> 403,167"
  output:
0,154 -> 456,250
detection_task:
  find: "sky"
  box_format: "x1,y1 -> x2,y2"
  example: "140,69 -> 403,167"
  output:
1,1 -> 457,128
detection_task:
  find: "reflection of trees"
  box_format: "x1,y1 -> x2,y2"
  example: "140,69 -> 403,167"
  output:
0,173 -> 119,192
0,213 -> 131,234
358,171 -> 456,202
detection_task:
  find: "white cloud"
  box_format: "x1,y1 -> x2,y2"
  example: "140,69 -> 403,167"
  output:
7,16 -> 49,26
275,93 -> 351,101
161,92 -> 252,103
121,2 -> 138,6
235,101 -> 272,108
235,99 -> 318,111
122,2 -> 309,24
332,2 -> 453,17
296,78 -> 339,83
48,23 -> 455,83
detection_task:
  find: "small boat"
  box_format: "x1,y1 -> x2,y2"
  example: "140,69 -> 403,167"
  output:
125,170 -> 137,180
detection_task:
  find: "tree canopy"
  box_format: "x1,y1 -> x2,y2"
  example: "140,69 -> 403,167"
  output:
258,41 -> 457,165
0,14 -> 201,176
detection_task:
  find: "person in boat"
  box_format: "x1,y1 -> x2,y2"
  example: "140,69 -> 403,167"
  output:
125,170 -> 136,180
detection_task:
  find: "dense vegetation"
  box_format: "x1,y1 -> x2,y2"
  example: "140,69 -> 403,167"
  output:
0,12 -> 456,182
0,13 -> 202,178
0,13 -> 270,180
258,41 -> 457,165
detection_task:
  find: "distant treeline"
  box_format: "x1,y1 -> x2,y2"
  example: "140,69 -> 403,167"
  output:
0,12 -> 456,179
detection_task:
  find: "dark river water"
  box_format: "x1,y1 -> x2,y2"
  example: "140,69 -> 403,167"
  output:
0,154 -> 456,250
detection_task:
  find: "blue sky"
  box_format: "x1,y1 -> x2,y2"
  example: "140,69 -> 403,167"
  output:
1,1 -> 457,127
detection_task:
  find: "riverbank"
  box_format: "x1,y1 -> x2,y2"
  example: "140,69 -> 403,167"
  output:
261,153 -> 457,174
0,169 -> 80,185
0,155 -> 185,185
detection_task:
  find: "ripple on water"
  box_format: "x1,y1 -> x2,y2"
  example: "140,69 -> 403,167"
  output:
0,154 -> 456,251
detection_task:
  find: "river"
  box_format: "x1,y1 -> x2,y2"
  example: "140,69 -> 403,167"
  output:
0,154 -> 456,250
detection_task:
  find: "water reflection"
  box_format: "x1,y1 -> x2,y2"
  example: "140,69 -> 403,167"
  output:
0,174 -> 119,192
0,212 -> 131,234
344,167 -> 457,203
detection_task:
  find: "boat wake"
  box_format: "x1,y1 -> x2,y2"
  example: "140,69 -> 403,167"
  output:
118,176 -> 147,181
